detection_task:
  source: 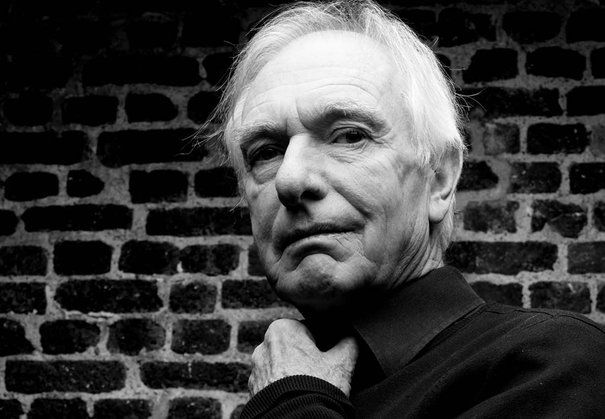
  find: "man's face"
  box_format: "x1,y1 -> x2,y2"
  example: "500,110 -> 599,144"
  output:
232,31 -> 433,314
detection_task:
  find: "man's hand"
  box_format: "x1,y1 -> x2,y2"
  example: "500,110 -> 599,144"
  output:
249,318 -> 359,397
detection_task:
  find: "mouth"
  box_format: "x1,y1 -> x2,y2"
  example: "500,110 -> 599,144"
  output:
279,224 -> 354,251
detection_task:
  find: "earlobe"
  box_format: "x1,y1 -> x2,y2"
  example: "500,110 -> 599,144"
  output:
428,149 -> 463,224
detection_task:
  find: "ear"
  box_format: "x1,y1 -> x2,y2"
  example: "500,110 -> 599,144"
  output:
429,148 -> 463,224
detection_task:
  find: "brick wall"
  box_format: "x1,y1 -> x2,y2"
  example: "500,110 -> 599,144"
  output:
1,0 -> 604,417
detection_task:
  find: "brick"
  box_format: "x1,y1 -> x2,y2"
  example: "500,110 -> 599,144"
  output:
531,200 -> 587,238
40,320 -> 100,354
592,48 -> 605,78
0,319 -> 34,356
3,94 -> 53,126
482,123 -> 520,155
567,86 -> 605,115
529,281 -> 590,313
0,131 -> 89,165
119,240 -> 179,274
181,5 -> 240,47
56,19 -> 109,54
503,11 -> 561,43
169,281 -> 217,314
569,163 -> 605,194
457,161 -> 498,191
437,9 -> 495,47
470,282 -> 522,306
568,242 -> 605,273
140,361 -> 249,392
595,202 -> 605,231
464,87 -> 562,118
0,400 -> 23,419
93,399 -> 150,419
4,55 -> 71,89
591,124 -> 605,156
238,320 -> 272,353
126,93 -> 178,122
172,319 -> 231,355
248,245 -> 265,276
22,204 -> 132,231
463,49 -> 517,83
55,280 -> 162,313
83,56 -> 201,86
446,241 -> 557,274
0,210 -> 19,235
67,170 -> 104,197
527,123 -> 589,154
0,246 -> 47,275
395,9 -> 436,39
463,201 -> 518,233
54,241 -> 112,275
180,244 -> 240,275
127,14 -> 178,49
567,9 -> 605,42
107,319 -> 165,355
4,172 -> 59,201
5,360 -> 125,394
129,170 -> 187,203
526,48 -> 585,80
29,398 -> 88,419
97,129 -> 203,167
187,91 -> 220,124
0,283 -> 46,314
598,284 -> 605,313
62,95 -> 118,126
222,279 -> 284,309
509,163 -> 561,193
168,398 -> 221,419
194,167 -> 239,197
146,207 -> 251,236
203,53 -> 233,86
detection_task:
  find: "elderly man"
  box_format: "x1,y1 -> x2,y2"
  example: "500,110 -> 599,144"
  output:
202,1 -> 605,417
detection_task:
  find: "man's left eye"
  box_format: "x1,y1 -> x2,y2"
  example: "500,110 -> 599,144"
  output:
331,128 -> 368,144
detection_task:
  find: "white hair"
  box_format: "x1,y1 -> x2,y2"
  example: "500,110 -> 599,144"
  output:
198,0 -> 465,254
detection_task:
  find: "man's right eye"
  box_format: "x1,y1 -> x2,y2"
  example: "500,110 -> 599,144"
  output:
246,145 -> 284,166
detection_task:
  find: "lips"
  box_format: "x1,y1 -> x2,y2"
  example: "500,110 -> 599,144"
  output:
278,223 -> 355,251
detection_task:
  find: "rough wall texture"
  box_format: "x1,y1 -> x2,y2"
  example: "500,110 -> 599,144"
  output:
1,0 -> 604,417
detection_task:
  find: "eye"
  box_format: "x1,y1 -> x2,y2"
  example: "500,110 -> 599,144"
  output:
331,128 -> 369,144
246,144 -> 285,167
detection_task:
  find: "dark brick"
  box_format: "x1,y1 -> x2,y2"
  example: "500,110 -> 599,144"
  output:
29,398 -> 88,419
395,9 -> 436,39
67,170 -> 104,197
107,319 -> 165,355
93,399 -> 150,419
0,319 -> 34,356
503,11 -> 561,43
97,129 -> 203,167
129,170 -> 187,203
55,18 -> 110,54
4,172 -> 58,201
62,96 -> 118,126
0,131 -> 89,165
482,123 -> 520,155
463,201 -> 518,233
570,163 -> 605,194
568,242 -> 605,273
446,241 -> 557,274
127,14 -> 178,49
527,123 -> 589,154
187,91 -> 220,124
0,246 -> 47,275
168,398 -> 221,419
5,360 -> 125,393
509,163 -> 561,193
530,281 -> 591,313
194,167 -> 239,197
126,93 -> 178,122
0,210 -> 18,235
222,279 -> 284,309
180,244 -> 239,275
182,5 -> 240,47
464,87 -> 562,118
592,48 -> 605,78
169,281 -> 217,314
83,56 -> 201,86
248,245 -> 265,276
470,282 -> 522,306
526,48 -> 585,80
437,9 -> 495,47
119,240 -> 179,275
55,280 -> 162,313
140,361 -> 249,392
598,284 -> 605,313
463,49 -> 517,83
54,241 -> 112,275
567,9 -> 605,42
4,55 -> 71,89
0,399 -> 23,419
203,53 -> 233,86
531,200 -> 587,238
592,124 -> 605,156
22,205 -> 132,231
147,207 -> 251,236
595,202 -> 605,231
457,161 -> 498,191
238,320 -> 272,353
0,283 -> 46,314
567,86 -> 605,115
3,94 -> 53,126
172,319 -> 231,354
40,320 -> 100,354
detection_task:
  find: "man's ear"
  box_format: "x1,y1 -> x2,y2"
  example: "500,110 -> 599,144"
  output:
428,148 -> 463,224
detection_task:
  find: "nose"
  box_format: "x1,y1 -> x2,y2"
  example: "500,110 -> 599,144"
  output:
275,136 -> 328,208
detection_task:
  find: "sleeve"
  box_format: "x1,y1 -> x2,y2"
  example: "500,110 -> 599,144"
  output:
240,375 -> 354,419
